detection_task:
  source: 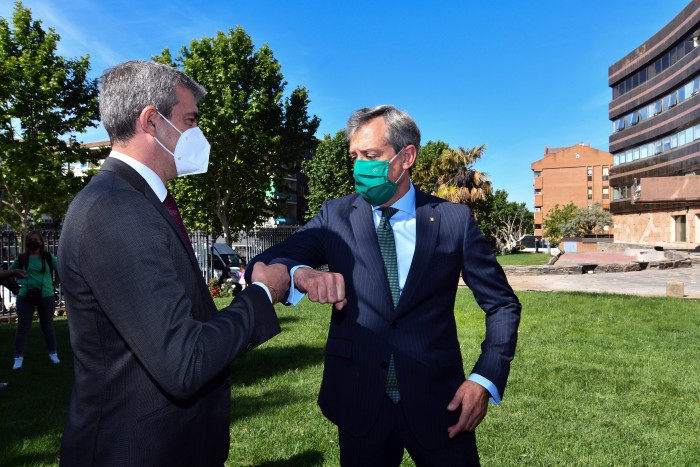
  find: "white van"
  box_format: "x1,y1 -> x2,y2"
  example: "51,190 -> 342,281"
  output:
210,243 -> 244,292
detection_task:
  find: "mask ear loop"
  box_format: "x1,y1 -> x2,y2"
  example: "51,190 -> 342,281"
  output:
389,147 -> 407,184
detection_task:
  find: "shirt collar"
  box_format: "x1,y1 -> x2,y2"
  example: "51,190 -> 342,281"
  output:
109,151 -> 168,202
373,182 -> 416,217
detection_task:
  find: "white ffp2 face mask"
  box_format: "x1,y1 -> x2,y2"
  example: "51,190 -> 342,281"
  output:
155,111 -> 211,177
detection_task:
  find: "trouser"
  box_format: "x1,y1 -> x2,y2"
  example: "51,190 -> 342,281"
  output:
338,395 -> 479,467
14,295 -> 57,356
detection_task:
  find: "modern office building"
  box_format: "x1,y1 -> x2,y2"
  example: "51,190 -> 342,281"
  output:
531,143 -> 613,238
608,0 -> 700,248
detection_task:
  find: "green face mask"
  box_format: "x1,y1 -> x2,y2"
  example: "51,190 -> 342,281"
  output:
353,149 -> 406,205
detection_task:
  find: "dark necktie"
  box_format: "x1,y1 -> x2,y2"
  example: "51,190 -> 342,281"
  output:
163,192 -> 194,252
377,207 -> 400,403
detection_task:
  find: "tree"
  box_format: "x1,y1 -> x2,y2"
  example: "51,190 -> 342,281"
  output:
434,145 -> 492,206
562,203 -> 612,237
477,189 -> 533,254
156,26 -> 320,244
542,202 -> 579,250
412,140 -> 449,193
0,2 -> 101,233
302,130 -> 353,219
412,143 -> 492,209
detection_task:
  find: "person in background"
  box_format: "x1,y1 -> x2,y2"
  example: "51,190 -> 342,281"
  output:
10,231 -> 60,370
0,267 -> 27,386
218,261 -> 232,287
248,105 -> 521,466
58,60 -> 289,466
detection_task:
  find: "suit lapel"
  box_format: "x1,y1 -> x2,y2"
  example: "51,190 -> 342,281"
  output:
396,189 -> 439,314
100,158 -> 201,271
350,196 -> 396,312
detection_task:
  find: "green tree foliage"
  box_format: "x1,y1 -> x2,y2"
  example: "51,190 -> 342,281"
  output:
411,143 -> 492,208
0,2 -> 101,233
542,202 -> 579,249
412,140 -> 449,193
561,203 -> 612,237
477,189 -> 533,253
155,26 -> 320,243
301,130 -> 353,219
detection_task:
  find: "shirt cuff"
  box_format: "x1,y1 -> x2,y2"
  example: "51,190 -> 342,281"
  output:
286,265 -> 311,306
252,282 -> 273,304
468,373 -> 501,405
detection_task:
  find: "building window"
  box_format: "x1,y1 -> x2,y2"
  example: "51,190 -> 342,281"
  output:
534,189 -> 541,195
588,188 -> 593,200
534,224 -> 542,230
673,215 -> 687,242
613,186 -> 629,200
534,171 -> 541,178
602,167 -> 609,181
587,167 -> 593,182
534,207 -> 541,212
602,186 -> 609,199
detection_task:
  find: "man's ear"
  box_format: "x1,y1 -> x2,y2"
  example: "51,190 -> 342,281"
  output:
402,144 -> 418,170
139,105 -> 159,137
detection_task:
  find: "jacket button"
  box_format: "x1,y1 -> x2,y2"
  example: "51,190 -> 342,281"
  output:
380,362 -> 388,370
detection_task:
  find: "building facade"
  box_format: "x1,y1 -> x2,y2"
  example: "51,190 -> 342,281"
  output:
531,144 -> 613,238
608,0 -> 700,248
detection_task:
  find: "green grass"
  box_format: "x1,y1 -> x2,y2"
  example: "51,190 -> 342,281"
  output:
497,252 -> 551,266
1,291 -> 699,466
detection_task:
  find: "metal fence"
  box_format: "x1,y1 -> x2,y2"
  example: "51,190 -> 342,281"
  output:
0,227 -> 300,319
0,230 -> 62,318
235,226 -> 300,262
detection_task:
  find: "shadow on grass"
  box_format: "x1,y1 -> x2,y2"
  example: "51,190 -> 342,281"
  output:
277,315 -> 302,325
230,343 -> 324,387
0,319 -> 71,466
230,386 -> 314,421
242,450 -> 324,467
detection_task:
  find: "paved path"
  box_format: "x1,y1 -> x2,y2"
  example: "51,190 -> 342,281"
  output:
503,252 -> 700,299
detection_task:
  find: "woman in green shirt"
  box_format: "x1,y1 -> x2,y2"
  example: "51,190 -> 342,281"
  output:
10,231 -> 60,370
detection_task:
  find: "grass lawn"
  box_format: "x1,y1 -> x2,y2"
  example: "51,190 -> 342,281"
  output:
497,252 -> 551,266
0,290 -> 699,466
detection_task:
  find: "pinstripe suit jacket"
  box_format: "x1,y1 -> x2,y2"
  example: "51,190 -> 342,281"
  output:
249,188 -> 521,449
58,157 -> 281,466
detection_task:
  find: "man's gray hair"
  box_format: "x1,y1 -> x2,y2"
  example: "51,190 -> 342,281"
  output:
345,105 -> 421,154
99,61 -> 207,145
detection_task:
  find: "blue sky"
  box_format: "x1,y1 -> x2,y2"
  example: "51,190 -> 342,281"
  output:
0,0 -> 691,208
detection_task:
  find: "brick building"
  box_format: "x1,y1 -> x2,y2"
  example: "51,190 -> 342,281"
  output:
531,143 -> 613,238
608,0 -> 700,248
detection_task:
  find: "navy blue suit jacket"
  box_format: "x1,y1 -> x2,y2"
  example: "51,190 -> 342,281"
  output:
249,188 -> 520,449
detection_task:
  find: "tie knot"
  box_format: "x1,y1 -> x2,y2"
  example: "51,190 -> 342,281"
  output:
163,192 -> 177,209
381,207 -> 398,221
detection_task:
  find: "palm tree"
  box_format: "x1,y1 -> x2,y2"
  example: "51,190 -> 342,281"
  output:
430,145 -> 492,206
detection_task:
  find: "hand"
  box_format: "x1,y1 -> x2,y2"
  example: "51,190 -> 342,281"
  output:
293,267 -> 347,310
446,380 -> 490,437
12,270 -> 27,279
250,263 -> 289,305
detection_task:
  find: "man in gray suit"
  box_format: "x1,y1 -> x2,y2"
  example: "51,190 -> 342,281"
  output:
59,61 -> 289,466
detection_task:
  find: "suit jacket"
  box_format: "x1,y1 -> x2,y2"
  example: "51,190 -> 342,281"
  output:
248,188 -> 521,449
59,158 -> 281,466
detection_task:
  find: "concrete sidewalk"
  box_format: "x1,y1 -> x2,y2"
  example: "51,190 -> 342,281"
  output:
502,252 -> 700,299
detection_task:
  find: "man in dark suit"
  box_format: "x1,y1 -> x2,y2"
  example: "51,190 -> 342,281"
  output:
248,105 -> 521,466
58,61 -> 289,466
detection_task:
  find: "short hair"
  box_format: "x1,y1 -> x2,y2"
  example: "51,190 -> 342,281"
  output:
99,61 -> 207,145
345,105 -> 421,154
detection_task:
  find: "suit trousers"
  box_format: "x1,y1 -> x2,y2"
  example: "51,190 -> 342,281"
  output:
338,395 -> 480,467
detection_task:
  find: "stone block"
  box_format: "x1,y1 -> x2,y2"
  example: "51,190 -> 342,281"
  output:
666,281 -> 685,297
